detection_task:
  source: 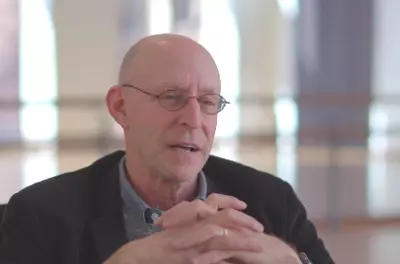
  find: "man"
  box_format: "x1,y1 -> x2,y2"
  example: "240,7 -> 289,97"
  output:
0,34 -> 334,264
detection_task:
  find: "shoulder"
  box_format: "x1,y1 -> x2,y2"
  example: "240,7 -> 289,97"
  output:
5,151 -> 124,217
204,154 -> 291,195
4,163 -> 91,225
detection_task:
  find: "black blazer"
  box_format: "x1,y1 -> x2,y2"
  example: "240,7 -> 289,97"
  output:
0,204 -> 5,223
0,151 -> 334,264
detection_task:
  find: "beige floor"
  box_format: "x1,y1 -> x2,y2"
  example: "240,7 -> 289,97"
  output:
319,224 -> 400,263
1,144 -> 400,263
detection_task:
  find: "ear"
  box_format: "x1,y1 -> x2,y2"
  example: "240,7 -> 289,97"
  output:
105,85 -> 129,128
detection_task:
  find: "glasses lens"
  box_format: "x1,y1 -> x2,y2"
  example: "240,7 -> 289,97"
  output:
198,94 -> 225,114
159,91 -> 228,114
159,90 -> 187,110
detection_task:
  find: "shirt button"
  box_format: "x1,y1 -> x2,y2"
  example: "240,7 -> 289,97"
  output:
151,212 -> 160,221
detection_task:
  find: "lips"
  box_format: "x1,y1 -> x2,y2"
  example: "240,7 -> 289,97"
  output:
169,143 -> 200,152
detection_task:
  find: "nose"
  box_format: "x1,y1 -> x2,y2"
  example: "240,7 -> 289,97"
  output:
177,97 -> 202,128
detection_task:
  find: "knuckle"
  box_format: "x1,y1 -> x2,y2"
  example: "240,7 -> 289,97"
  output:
206,194 -> 224,206
203,224 -> 223,236
192,200 -> 208,213
178,201 -> 191,209
175,200 -> 190,209
164,201 -> 189,215
192,199 -> 204,208
223,208 -> 237,218
207,193 -> 219,201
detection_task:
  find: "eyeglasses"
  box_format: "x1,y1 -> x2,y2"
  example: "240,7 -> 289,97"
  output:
121,84 -> 230,115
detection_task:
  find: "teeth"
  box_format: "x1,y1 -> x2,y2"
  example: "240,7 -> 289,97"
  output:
178,144 -> 197,151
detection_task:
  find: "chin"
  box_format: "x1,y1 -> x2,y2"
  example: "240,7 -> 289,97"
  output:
166,168 -> 199,183
161,151 -> 205,182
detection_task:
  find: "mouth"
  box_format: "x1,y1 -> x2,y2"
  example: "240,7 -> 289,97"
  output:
169,143 -> 200,152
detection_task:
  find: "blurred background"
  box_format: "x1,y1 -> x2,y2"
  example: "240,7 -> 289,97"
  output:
0,0 -> 399,262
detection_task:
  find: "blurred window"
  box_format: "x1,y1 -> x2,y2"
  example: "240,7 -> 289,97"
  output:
19,0 -> 58,142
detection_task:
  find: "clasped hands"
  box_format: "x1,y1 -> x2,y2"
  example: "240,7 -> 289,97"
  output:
105,194 -> 301,264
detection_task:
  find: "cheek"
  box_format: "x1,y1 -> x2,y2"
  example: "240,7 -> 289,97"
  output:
129,110 -> 170,140
203,117 -> 218,140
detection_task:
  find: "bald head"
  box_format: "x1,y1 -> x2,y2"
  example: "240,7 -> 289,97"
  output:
118,34 -> 220,89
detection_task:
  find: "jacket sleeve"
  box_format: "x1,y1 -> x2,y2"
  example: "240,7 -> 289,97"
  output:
0,193 -> 56,264
283,182 -> 335,264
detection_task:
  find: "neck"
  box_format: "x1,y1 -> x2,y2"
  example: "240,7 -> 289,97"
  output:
124,154 -> 198,211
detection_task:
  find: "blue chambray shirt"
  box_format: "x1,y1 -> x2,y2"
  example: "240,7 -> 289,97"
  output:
118,155 -> 208,240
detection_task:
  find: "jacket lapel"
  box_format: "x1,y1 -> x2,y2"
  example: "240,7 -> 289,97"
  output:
91,210 -> 127,262
203,156 -> 229,197
88,151 -> 128,263
204,164 -> 257,220
203,155 -> 273,234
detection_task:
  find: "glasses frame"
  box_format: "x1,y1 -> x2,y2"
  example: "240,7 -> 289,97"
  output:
121,84 -> 230,115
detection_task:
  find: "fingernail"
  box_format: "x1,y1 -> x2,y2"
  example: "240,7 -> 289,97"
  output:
255,223 -> 264,232
239,201 -> 247,208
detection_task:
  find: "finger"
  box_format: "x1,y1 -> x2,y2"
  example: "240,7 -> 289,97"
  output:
205,194 -> 247,211
210,208 -> 264,233
216,261 -> 234,264
171,224 -> 225,249
193,251 -> 235,264
155,200 -> 216,228
153,201 -> 190,226
204,231 -> 263,253
155,194 -> 247,228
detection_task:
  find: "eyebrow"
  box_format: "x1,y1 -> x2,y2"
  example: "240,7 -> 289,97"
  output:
156,84 -> 219,94
199,87 -> 220,94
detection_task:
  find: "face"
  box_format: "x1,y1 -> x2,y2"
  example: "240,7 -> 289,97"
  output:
108,40 -> 222,182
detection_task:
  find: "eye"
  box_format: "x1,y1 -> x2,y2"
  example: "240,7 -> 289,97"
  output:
161,91 -> 182,100
200,95 -> 219,105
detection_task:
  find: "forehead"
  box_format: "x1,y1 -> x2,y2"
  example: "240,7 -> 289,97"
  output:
128,46 -> 221,93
